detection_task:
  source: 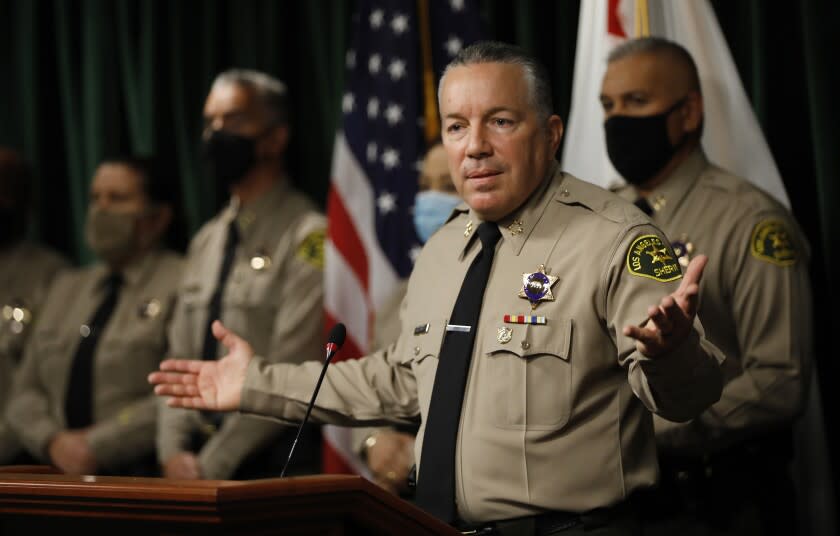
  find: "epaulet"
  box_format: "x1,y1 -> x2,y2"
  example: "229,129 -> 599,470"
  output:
556,173 -> 640,225
700,165 -> 788,216
445,203 -> 470,224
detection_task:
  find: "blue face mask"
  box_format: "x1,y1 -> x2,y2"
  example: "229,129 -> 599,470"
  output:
413,190 -> 461,243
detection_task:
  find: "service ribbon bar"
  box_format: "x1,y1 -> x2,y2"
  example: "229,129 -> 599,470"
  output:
503,315 -> 547,325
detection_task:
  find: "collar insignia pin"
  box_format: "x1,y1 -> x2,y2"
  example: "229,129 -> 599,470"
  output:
507,220 -> 524,236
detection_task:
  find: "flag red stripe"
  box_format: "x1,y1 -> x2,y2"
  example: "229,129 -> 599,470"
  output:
327,184 -> 370,293
607,0 -> 626,37
322,437 -> 356,474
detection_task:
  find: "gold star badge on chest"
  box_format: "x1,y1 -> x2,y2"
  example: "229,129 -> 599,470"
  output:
518,264 -> 558,310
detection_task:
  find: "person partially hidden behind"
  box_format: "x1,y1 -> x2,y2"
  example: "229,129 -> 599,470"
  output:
157,69 -> 326,480
5,156 -> 182,475
600,37 -> 812,535
355,142 -> 460,496
0,148 -> 68,465
151,42 -> 724,536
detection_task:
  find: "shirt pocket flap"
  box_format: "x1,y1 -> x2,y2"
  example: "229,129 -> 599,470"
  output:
400,319 -> 446,364
485,318 -> 572,361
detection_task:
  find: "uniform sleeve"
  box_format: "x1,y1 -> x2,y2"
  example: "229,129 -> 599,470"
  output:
4,338 -> 62,462
0,251 -> 68,460
157,265 -> 201,464
603,223 -> 724,423
195,216 -> 327,479
697,213 -> 811,441
240,340 -> 421,427
87,395 -> 157,470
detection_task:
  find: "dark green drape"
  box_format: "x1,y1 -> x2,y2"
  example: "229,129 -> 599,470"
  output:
0,0 -> 350,261
0,0 -> 838,491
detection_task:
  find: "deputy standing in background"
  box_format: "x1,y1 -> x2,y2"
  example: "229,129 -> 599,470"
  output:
5,156 -> 181,475
356,142 -> 460,495
157,70 -> 326,480
152,42 -> 725,535
600,37 -> 812,535
0,148 -> 68,464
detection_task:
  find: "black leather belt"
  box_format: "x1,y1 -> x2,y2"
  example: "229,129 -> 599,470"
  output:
457,501 -> 632,536
458,510 -> 580,536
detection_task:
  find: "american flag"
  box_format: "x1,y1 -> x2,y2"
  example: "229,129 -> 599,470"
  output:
323,0 -> 481,474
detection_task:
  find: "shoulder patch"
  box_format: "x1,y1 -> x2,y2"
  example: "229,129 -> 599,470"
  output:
626,234 -> 683,282
750,219 -> 797,266
296,229 -> 325,269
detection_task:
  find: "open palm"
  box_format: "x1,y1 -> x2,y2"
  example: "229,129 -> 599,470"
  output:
149,320 -> 253,411
623,254 -> 707,357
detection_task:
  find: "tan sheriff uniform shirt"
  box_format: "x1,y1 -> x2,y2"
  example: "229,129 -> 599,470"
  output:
5,249 -> 182,471
158,180 -> 325,479
0,241 -> 68,461
239,165 -> 725,523
614,149 -> 812,453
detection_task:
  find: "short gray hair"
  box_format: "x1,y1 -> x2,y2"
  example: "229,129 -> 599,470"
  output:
608,37 -> 701,92
438,41 -> 554,120
212,69 -> 289,126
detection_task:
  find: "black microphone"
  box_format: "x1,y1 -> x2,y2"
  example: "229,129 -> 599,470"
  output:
279,323 -> 346,477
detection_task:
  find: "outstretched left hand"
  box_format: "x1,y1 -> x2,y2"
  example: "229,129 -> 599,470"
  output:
623,254 -> 707,357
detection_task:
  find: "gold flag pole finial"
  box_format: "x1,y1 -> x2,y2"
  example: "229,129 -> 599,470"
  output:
418,0 -> 440,145
635,0 -> 650,37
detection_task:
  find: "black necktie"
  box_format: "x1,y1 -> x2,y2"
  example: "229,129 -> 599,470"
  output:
201,218 -> 240,361
634,196 -> 654,216
415,222 -> 502,523
65,272 -> 123,429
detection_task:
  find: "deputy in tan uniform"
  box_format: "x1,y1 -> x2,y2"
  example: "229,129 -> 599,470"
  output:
355,143 -> 461,495
0,148 -> 68,464
5,156 -> 182,475
157,69 -> 325,480
600,37 -> 812,535
151,42 -> 724,535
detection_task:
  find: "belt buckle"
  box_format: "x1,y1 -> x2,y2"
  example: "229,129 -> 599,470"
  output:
460,526 -> 496,535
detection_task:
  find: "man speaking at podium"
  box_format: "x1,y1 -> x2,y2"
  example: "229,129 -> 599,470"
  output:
150,42 -> 724,536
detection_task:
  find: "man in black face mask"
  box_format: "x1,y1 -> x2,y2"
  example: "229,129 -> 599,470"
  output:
601,37 -> 812,536
158,70 -> 326,480
0,148 -> 68,465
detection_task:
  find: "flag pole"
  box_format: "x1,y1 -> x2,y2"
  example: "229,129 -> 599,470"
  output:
417,0 -> 439,145
635,0 -> 650,37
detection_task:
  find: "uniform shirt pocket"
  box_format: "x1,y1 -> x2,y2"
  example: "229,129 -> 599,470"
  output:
32,335 -> 75,397
485,318 -> 573,431
400,319 -> 446,407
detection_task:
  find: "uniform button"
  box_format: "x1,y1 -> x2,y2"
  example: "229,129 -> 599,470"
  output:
520,340 -> 530,350
80,324 -> 91,338
414,346 -> 421,356
677,471 -> 689,482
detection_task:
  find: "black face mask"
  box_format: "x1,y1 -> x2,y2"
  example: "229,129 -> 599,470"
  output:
604,98 -> 687,185
202,130 -> 258,188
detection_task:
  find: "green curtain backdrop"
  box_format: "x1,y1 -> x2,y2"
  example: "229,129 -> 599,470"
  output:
0,0 -> 838,487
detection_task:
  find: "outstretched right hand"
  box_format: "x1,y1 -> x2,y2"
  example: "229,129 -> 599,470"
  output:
148,320 -> 253,411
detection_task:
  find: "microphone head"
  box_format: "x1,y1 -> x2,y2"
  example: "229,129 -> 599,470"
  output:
327,323 -> 346,350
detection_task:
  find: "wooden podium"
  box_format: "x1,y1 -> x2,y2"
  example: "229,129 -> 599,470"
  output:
0,467 -> 460,535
